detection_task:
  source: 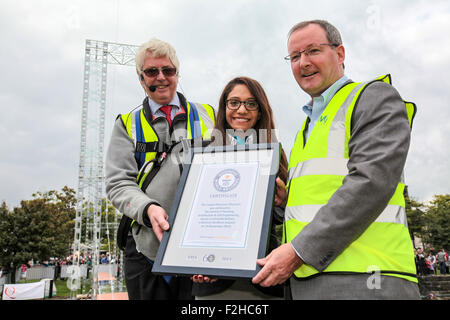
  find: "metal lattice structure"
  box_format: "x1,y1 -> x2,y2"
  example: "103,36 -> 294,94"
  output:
71,40 -> 139,299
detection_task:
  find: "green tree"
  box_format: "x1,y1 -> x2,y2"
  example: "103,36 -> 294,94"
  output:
422,194 -> 450,251
405,194 -> 426,244
0,187 -> 76,283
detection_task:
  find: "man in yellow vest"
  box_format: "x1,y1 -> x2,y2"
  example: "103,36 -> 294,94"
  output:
252,20 -> 420,299
105,38 -> 215,299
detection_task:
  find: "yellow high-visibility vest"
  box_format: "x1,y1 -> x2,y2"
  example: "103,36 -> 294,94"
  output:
284,74 -> 418,283
121,101 -> 215,188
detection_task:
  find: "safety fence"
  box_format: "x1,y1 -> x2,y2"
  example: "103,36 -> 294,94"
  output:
0,264 -> 119,287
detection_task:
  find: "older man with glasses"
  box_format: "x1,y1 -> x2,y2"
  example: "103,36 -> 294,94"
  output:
252,19 -> 420,300
105,38 -> 215,300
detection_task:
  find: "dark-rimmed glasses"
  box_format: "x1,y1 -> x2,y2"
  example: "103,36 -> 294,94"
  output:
226,99 -> 259,111
284,43 -> 338,63
142,67 -> 177,78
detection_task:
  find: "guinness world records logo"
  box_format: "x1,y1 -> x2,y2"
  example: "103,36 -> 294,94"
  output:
213,169 -> 240,192
203,254 -> 216,263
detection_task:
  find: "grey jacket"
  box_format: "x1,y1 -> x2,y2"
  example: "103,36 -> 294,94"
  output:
105,93 -> 212,260
290,80 -> 420,299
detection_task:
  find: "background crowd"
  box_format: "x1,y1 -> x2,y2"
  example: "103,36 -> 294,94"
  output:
415,248 -> 449,276
0,252 -> 121,281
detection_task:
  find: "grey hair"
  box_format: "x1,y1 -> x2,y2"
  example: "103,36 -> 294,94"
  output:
288,19 -> 343,46
135,38 -> 180,75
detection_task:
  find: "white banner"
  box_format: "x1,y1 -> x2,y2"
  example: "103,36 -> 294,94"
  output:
2,281 -> 45,300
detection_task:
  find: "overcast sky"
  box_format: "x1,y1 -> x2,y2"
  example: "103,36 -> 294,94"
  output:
0,0 -> 449,208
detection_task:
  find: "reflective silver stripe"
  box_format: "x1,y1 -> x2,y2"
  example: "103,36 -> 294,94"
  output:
285,204 -> 324,222
332,82 -> 366,123
288,164 -> 300,181
137,159 -> 156,183
286,204 -> 407,227
193,103 -> 214,130
130,111 -> 137,147
375,205 -> 407,226
326,127 -> 345,158
141,160 -> 155,175
327,83 -> 366,157
289,157 -> 348,180
287,83 -> 365,182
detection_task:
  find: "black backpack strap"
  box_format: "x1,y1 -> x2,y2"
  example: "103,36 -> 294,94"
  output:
135,141 -> 158,153
135,141 -> 171,154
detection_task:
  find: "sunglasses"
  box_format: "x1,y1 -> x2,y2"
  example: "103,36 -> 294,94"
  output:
142,67 -> 177,78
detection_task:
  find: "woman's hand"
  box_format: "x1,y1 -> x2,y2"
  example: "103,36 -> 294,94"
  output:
191,275 -> 218,283
274,177 -> 287,208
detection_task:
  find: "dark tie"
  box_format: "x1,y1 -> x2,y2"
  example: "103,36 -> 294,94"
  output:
159,105 -> 172,126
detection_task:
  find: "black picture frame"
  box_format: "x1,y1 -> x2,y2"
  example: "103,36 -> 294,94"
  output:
152,143 -> 280,279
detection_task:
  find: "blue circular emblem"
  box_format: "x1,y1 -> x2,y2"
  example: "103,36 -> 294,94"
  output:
213,169 -> 240,192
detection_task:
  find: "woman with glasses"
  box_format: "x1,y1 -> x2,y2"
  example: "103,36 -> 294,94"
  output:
192,76 -> 289,300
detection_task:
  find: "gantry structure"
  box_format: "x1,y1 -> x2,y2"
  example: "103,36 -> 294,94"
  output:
71,40 -> 139,299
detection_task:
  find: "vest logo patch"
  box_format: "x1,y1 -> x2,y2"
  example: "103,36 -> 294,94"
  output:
319,115 -> 328,124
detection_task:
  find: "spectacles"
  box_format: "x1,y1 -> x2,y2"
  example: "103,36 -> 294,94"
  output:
142,67 -> 177,78
284,43 -> 338,62
226,99 -> 259,111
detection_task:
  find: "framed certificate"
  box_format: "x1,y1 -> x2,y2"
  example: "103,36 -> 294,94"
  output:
152,143 -> 280,279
